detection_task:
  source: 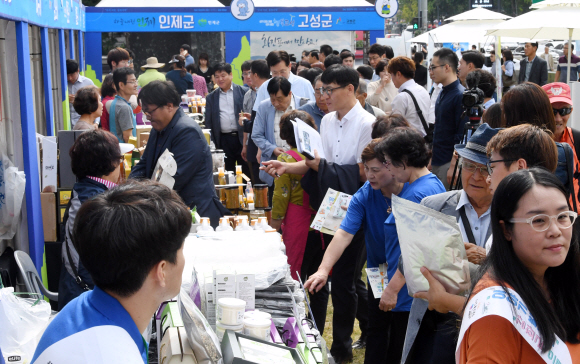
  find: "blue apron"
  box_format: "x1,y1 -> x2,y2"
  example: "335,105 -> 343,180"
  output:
109,95 -> 137,143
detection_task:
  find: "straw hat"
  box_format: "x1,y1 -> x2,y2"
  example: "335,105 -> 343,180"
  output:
141,57 -> 165,70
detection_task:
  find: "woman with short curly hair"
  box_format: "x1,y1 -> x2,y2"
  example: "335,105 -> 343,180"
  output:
72,86 -> 102,130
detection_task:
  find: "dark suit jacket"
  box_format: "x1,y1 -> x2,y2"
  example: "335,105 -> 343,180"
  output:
518,56 -> 548,86
204,83 -> 245,148
130,108 -> 228,227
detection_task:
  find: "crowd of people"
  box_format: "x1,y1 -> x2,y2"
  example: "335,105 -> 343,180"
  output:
49,40 -> 580,364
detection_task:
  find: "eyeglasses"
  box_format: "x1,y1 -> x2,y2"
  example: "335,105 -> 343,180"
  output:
462,160 -> 489,177
127,60 -> 134,65
242,72 -> 251,77
509,211 -> 577,232
553,107 -> 572,117
142,105 -> 160,117
486,158 -> 517,175
318,85 -> 347,97
124,80 -> 138,85
428,64 -> 446,72
369,55 -> 381,61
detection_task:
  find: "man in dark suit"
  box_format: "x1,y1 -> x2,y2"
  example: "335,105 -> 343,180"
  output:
205,63 -> 249,175
130,80 -> 228,227
518,42 -> 548,86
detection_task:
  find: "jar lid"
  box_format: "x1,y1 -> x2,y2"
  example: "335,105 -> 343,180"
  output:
218,297 -> 246,308
216,321 -> 244,330
244,310 -> 272,320
243,317 -> 272,328
225,186 -> 239,190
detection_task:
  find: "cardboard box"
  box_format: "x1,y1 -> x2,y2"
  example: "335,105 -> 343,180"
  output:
236,274 -> 255,311
41,136 -> 58,192
40,192 -> 57,242
221,331 -> 306,364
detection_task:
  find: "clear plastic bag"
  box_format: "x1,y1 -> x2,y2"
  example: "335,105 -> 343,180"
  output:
0,288 -> 51,363
0,154 -> 26,240
391,194 -> 471,297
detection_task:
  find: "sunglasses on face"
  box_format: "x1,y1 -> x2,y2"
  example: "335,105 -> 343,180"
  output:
553,107 -> 572,117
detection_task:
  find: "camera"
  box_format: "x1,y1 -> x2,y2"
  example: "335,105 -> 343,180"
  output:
462,86 -> 485,109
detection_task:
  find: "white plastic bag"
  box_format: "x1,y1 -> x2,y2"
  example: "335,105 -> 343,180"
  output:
0,154 -> 26,240
391,194 -> 471,297
0,288 -> 51,363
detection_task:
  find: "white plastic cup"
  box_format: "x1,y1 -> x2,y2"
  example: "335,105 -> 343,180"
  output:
186,89 -> 196,98
243,317 -> 272,341
217,297 -> 246,325
215,321 -> 243,342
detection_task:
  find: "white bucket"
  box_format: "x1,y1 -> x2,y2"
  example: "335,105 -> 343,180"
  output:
215,321 -> 243,342
217,297 -> 246,325
243,317 -> 271,341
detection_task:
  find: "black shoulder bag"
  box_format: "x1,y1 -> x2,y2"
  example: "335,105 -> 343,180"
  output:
402,89 -> 434,143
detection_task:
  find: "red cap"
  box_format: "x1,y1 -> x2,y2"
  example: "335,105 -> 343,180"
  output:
542,82 -> 573,105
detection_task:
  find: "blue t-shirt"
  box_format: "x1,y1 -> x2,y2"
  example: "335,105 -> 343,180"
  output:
340,181 -> 409,269
384,173 -> 446,311
165,69 -> 194,96
32,287 -> 148,364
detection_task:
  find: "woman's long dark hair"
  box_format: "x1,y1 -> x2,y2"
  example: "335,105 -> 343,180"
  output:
467,167 -> 580,352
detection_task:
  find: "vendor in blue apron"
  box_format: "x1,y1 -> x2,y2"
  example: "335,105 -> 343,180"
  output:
110,68 -> 138,143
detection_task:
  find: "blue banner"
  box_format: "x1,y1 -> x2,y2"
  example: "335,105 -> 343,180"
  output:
0,0 -> 85,30
85,6 -> 384,32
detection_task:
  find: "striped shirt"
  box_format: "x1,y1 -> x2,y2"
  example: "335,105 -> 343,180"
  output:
88,176 -> 118,190
557,54 -> 580,82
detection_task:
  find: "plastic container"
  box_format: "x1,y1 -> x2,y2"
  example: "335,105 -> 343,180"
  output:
244,310 -> 272,321
254,184 -> 269,208
216,217 -> 234,232
215,321 -> 243,342
224,186 -> 240,209
217,297 -> 246,325
250,219 -> 258,229
235,218 -> 253,231
197,217 -> 214,233
243,317 -> 272,341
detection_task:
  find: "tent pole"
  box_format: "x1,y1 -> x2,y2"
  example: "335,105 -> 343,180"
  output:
568,28 -> 573,84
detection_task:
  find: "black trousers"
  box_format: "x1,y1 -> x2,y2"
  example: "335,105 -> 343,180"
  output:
220,133 -> 249,177
300,230 -> 330,335
329,229 -> 369,358
364,288 -> 409,364
405,310 -> 459,364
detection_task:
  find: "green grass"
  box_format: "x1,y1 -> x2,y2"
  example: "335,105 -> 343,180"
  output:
320,266 -> 367,364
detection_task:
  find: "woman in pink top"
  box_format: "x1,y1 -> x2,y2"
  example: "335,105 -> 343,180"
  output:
186,64 -> 209,97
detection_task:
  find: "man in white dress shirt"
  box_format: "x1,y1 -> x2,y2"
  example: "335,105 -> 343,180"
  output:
388,56 -> 431,137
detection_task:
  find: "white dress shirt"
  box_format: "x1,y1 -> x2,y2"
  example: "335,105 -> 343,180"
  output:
456,190 -> 491,248
253,72 -> 315,112
274,96 -> 295,149
391,79 -> 431,136
320,101 -> 375,165
428,83 -> 443,125
219,84 -> 237,133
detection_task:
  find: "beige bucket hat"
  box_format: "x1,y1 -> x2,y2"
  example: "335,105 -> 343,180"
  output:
141,57 -> 165,70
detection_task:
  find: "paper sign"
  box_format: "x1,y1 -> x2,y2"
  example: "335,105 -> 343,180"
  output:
152,149 -> 177,189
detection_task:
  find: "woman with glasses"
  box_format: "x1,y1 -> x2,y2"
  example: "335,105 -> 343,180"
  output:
399,123 -> 498,364
371,126 -> 445,363
458,167 -> 580,363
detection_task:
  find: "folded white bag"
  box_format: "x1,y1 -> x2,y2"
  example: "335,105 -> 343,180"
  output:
391,194 -> 471,297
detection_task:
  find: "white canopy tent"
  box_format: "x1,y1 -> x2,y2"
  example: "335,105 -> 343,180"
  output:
96,0 -> 225,6
485,4 -> 580,84
446,7 -> 512,21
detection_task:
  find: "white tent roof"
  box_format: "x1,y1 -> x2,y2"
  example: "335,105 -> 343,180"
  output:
253,0 -> 372,6
485,5 -> 580,39
531,0 -> 580,8
409,20 -> 509,44
446,7 -> 512,21
96,0 -> 224,7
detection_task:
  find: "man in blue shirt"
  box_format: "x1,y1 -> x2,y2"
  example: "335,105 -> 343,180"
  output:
430,48 -> 468,189
180,44 -> 195,67
253,50 -> 315,112
298,75 -> 329,130
33,181 -> 191,364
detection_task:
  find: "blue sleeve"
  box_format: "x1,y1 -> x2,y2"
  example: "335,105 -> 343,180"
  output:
253,80 -> 268,112
505,62 -> 514,77
251,103 -> 276,159
339,190 -> 365,235
186,74 -> 194,89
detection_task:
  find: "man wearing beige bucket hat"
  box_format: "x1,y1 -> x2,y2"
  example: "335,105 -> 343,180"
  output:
137,57 -> 166,88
